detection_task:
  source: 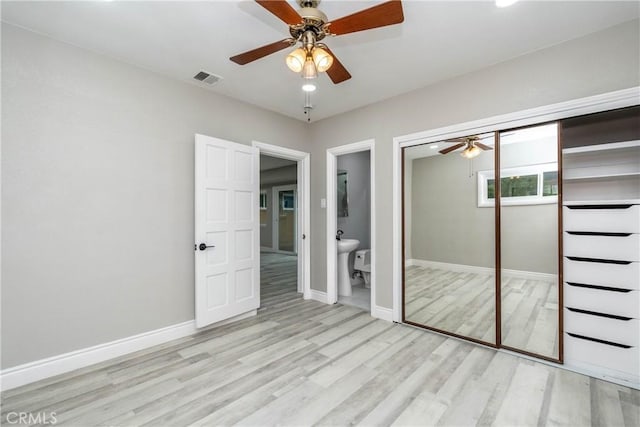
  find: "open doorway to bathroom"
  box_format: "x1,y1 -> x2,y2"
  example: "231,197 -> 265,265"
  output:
326,140 -> 376,315
336,151 -> 371,310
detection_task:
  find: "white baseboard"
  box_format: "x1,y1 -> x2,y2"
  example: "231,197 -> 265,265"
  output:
408,259 -> 494,275
408,259 -> 556,281
502,268 -> 556,282
563,360 -> 640,391
372,305 -> 393,322
0,310 -> 257,391
308,289 -> 329,304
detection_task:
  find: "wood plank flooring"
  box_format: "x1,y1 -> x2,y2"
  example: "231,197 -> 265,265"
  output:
405,265 -> 559,359
1,254 -> 637,426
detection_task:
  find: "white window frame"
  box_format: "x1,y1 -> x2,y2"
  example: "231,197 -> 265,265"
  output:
281,192 -> 295,211
478,162 -> 558,207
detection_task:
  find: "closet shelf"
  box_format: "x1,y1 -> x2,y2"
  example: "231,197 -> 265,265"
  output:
563,140 -> 640,154
563,171 -> 640,181
564,199 -> 640,206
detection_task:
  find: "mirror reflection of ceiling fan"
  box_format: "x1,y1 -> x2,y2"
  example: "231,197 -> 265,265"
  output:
439,136 -> 494,159
229,0 -> 405,84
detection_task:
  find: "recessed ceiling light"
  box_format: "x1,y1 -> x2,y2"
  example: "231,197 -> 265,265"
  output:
496,0 -> 519,7
302,83 -> 316,92
429,145 -> 438,149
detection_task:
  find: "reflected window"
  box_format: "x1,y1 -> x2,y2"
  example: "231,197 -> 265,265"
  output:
543,171 -> 559,196
260,191 -> 268,210
281,192 -> 295,211
478,163 -> 558,207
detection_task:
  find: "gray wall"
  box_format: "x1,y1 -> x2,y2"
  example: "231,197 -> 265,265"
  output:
259,164 -> 297,249
408,133 -> 558,274
2,18 -> 639,368
410,152 -> 495,269
500,135 -> 558,274
1,24 -> 308,368
308,20 -> 640,307
337,151 -> 371,249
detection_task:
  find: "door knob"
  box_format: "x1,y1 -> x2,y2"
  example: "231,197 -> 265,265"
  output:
198,243 -> 215,251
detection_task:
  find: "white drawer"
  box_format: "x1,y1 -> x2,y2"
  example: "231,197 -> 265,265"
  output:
565,284 -> 640,318
563,205 -> 640,233
564,258 -> 640,290
565,332 -> 639,378
564,232 -> 640,262
564,307 -> 639,345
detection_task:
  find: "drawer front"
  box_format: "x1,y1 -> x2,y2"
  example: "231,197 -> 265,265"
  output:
565,333 -> 640,378
565,284 -> 640,318
564,232 -> 640,262
564,205 -> 640,233
564,308 -> 639,345
564,258 -> 640,290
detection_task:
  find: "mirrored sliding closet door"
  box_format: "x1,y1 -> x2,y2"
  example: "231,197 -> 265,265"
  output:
403,133 -> 497,345
498,124 -> 560,360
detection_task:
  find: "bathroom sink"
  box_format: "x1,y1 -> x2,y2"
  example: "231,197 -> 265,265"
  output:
337,238 -> 360,254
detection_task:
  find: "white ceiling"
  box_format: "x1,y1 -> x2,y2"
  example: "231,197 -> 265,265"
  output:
2,1 -> 638,122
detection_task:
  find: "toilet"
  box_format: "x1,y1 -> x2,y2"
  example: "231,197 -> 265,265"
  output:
353,249 -> 371,288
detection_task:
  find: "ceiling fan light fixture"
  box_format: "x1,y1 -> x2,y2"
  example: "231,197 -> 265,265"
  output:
286,48 -> 306,73
312,47 -> 333,72
460,145 -> 482,159
301,57 -> 318,79
302,83 -> 316,92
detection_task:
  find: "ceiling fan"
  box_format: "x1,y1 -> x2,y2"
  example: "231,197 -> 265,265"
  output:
229,0 -> 404,84
439,136 -> 494,159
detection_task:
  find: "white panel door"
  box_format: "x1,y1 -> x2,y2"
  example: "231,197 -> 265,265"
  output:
195,134 -> 260,328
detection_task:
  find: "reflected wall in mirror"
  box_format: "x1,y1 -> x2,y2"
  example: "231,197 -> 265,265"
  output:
499,123 -> 560,359
337,171 -> 348,217
403,133 -> 497,345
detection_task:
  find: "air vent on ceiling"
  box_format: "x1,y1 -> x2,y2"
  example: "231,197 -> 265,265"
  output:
193,71 -> 222,85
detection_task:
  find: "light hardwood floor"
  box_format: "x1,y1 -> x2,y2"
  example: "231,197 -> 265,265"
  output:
1,254 -> 637,426
405,265 -> 559,359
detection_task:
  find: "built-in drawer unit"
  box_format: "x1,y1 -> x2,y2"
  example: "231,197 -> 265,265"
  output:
564,232 -> 640,262
564,307 -> 639,346
565,283 -> 639,318
564,257 -> 640,290
563,204 -> 640,233
564,332 -> 640,379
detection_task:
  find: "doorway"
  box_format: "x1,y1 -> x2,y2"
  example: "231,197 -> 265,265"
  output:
326,139 -> 377,316
254,141 -> 310,299
272,184 -> 297,254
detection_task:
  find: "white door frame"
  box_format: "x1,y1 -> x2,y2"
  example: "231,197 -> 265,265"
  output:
253,141 -> 311,298
326,139 -> 376,315
272,184 -> 297,254
391,87 -> 640,322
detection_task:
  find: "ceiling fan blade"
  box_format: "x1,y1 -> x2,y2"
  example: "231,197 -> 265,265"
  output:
322,46 -> 352,84
439,143 -> 465,155
328,0 -> 404,36
230,39 -> 294,65
444,137 -> 468,143
475,142 -> 494,151
255,0 -> 301,25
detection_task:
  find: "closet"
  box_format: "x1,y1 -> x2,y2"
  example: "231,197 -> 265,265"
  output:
402,123 -> 560,361
402,104 -> 639,384
561,106 -> 640,387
